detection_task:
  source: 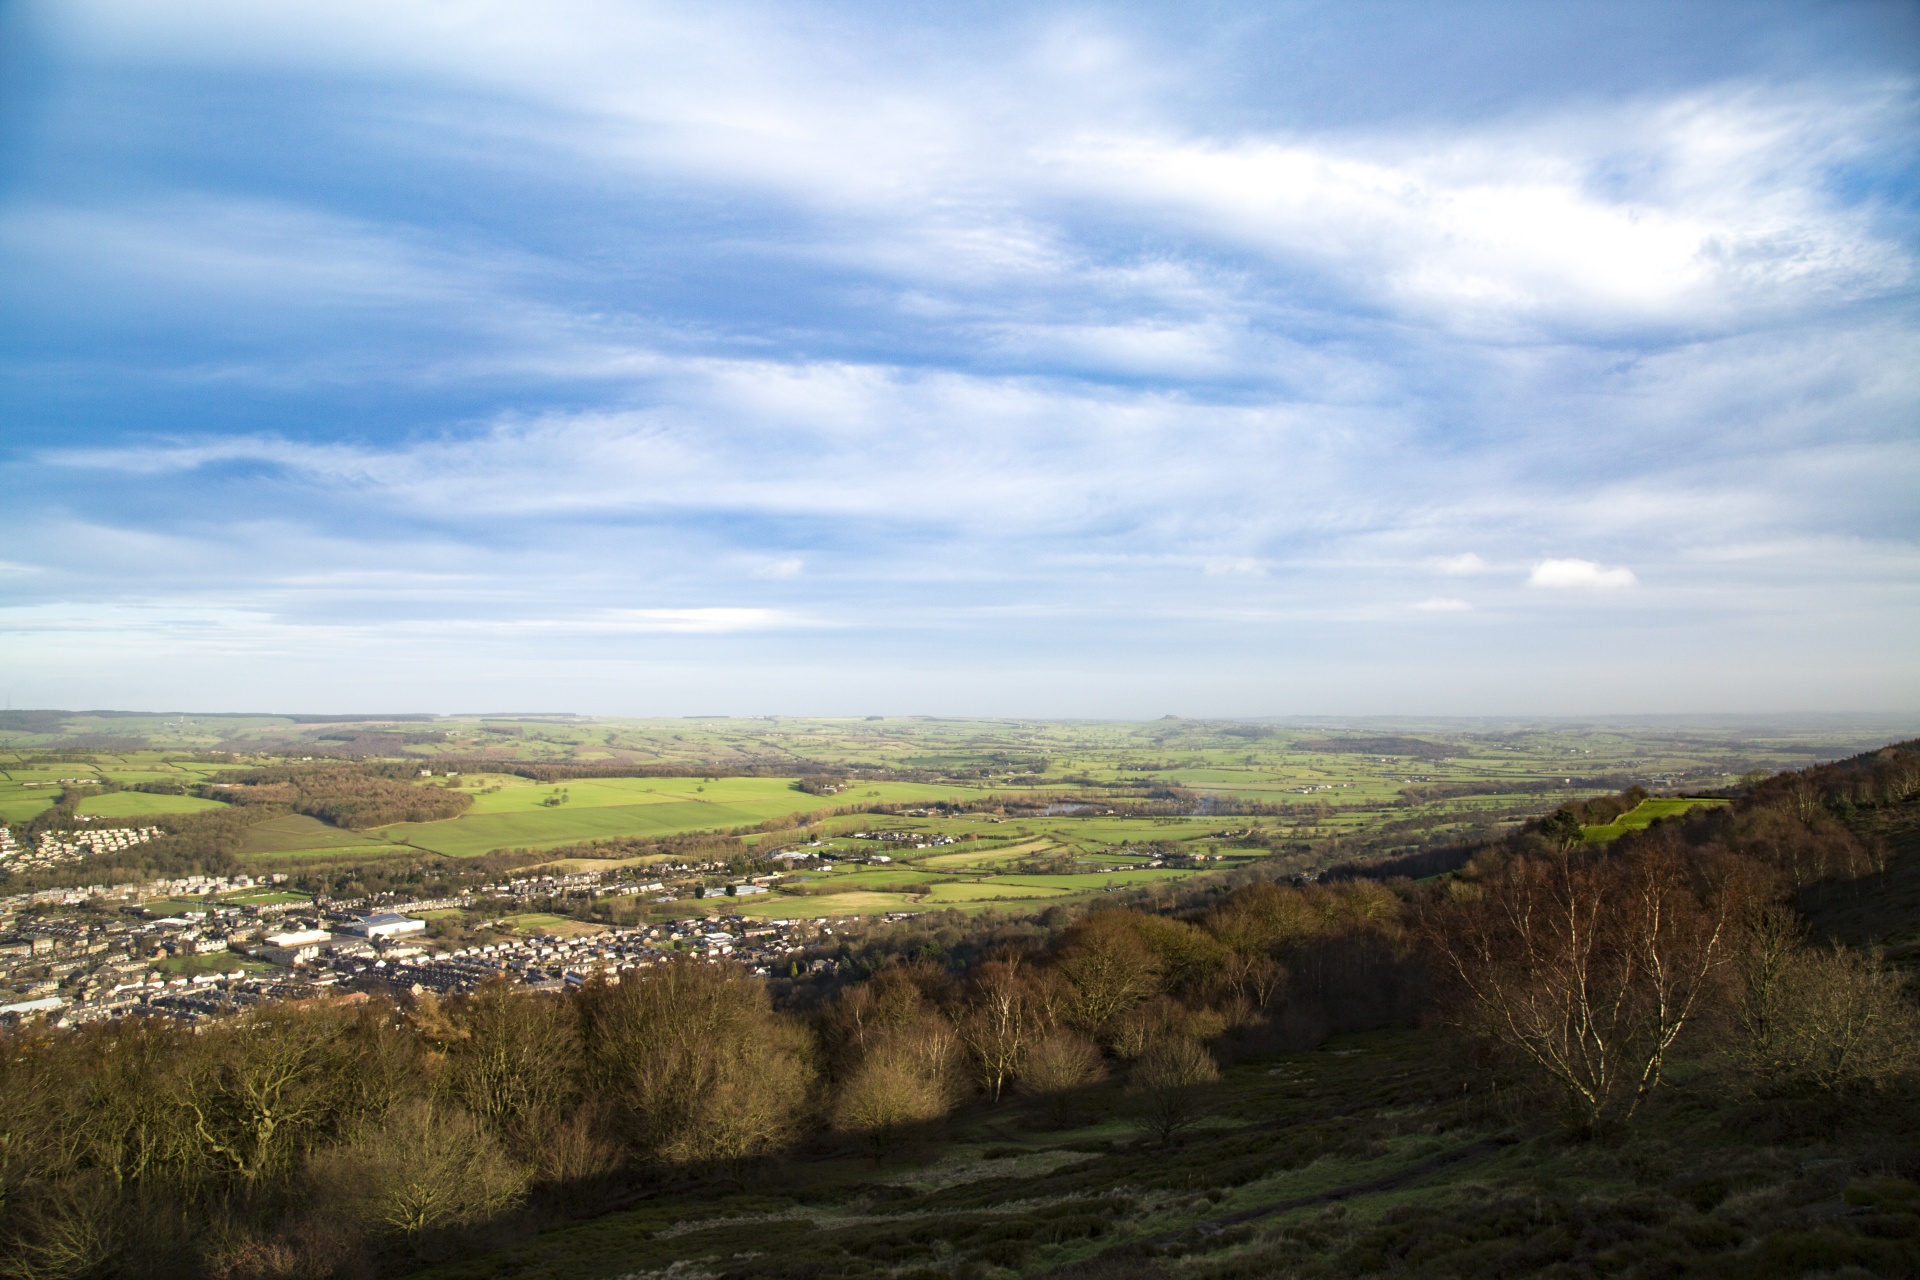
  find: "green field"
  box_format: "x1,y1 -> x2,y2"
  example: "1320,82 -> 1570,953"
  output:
1583,797 -> 1731,843
75,791 -> 228,818
732,891 -> 924,918
919,881 -> 1076,902
379,776 -> 990,857
238,814 -> 401,854
4,724 -> 1902,931
499,912 -> 606,937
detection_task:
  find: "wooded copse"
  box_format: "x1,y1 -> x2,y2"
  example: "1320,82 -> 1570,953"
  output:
2,743 -> 1916,1277
211,765 -> 474,828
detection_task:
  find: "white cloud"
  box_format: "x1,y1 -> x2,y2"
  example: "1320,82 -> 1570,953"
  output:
1528,559 -> 1639,590
1413,597 -> 1471,612
1432,553 -> 1490,576
45,4 -> 1913,340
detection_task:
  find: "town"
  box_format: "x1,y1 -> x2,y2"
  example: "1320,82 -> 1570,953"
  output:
0,861 -> 885,1027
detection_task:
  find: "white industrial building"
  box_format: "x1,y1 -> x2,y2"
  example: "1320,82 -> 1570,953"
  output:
342,912 -> 428,940
260,928 -> 331,966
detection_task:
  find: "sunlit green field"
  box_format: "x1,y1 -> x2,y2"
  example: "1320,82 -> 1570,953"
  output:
0,752 -> 254,825
732,891 -> 911,918
989,869 -> 1207,889
76,791 -> 228,818
0,786 -> 59,824
500,912 -> 606,937
1583,796 -> 1731,843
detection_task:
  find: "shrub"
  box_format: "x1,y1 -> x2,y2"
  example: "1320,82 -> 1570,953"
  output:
1127,1038 -> 1221,1143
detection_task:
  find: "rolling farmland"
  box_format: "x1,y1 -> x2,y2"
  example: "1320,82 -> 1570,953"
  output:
4,717 -> 1912,921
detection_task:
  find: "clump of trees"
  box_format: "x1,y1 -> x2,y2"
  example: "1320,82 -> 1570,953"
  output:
1,965 -> 816,1276
214,765 -> 473,828
1418,740 -> 1920,1134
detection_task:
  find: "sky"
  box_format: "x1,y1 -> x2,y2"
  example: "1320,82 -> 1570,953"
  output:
1,0 -> 1916,717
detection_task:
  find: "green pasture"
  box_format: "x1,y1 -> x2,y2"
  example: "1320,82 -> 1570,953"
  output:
239,814 -> 401,854
734,891 -> 918,918
76,791 -> 227,818
989,868 -> 1205,890
914,845 -> 1048,870
807,867 -> 944,891
381,776 -> 990,857
454,775 -> 985,818
0,786 -> 59,824
1584,797 -> 1730,843
236,844 -> 421,866
500,912 -> 606,937
921,880 -> 1076,902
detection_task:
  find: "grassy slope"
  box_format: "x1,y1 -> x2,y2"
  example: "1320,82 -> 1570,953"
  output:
1582,797 -> 1730,843
407,1028 -> 1920,1280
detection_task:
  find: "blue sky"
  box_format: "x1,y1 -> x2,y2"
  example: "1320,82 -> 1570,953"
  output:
1,0 -> 1916,716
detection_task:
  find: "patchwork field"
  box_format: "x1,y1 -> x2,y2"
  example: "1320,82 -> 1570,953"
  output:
5,725 -> 1907,929
378,776 -> 991,857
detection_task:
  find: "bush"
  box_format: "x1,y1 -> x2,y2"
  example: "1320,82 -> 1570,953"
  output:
1127,1038 -> 1221,1143
309,1099 -> 526,1245
1735,943 -> 1920,1095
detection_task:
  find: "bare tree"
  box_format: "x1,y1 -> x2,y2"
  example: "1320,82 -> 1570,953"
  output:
1126,1038 -> 1220,1143
444,985 -> 580,1150
833,1056 -> 947,1157
1423,839 -> 1732,1135
179,1006 -> 352,1188
1057,914 -> 1163,1039
1734,942 -> 1920,1095
960,961 -> 1033,1102
310,1099 -> 525,1246
1016,1031 -> 1105,1126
